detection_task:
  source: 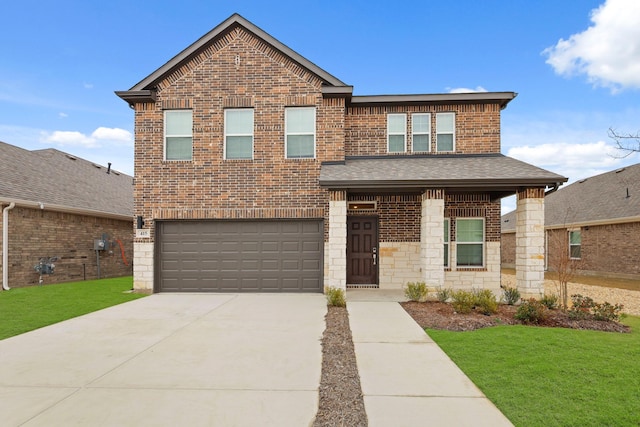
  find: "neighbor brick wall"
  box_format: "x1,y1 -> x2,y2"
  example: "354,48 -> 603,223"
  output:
0,206 -> 132,288
500,232 -> 516,266
132,27 -> 345,243
345,103 -> 501,156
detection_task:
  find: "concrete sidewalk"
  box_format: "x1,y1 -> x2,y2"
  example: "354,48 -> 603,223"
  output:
0,293 -> 326,426
347,291 -> 514,427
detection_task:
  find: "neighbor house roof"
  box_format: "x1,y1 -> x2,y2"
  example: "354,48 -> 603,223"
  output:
320,154 -> 567,198
0,141 -> 133,219
501,163 -> 640,232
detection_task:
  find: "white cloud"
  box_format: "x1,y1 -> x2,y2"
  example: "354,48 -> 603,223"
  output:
543,0 -> 640,91
83,82 -> 94,89
448,86 -> 488,93
40,127 -> 133,148
58,112 -> 68,118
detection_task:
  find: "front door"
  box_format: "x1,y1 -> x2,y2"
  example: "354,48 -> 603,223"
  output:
347,216 -> 378,286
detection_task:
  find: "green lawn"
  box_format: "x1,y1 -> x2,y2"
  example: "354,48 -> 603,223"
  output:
428,316 -> 640,427
0,276 -> 145,340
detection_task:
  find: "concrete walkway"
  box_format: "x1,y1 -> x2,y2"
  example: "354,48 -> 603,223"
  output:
347,290 -> 514,427
0,294 -> 327,426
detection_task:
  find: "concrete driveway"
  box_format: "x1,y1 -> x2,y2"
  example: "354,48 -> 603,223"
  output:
0,293 -> 327,426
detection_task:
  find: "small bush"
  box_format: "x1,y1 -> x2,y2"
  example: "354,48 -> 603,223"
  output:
592,301 -> 624,322
515,298 -> 547,324
451,290 -> 475,314
540,294 -> 559,310
325,287 -> 346,307
568,294 -> 594,320
436,287 -> 453,303
404,281 -> 429,302
474,289 -> 498,315
501,286 -> 520,305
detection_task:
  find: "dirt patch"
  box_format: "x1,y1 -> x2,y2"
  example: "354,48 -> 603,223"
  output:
401,301 -> 631,333
313,306 -> 367,427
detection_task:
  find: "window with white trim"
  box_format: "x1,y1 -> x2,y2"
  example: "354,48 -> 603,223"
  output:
412,113 -> 431,152
569,230 -> 581,259
436,112 -> 455,152
387,113 -> 406,153
164,110 -> 193,160
456,218 -> 484,267
285,107 -> 315,159
225,109 -> 254,160
444,218 -> 450,267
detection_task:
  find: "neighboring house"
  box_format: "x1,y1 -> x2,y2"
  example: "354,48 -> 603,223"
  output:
0,141 -> 133,289
116,14 -> 566,297
502,163 -> 640,279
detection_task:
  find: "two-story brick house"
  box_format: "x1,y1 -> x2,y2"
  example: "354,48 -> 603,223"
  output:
117,14 -> 566,297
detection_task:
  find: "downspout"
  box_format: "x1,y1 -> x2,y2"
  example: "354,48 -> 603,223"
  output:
2,202 -> 16,290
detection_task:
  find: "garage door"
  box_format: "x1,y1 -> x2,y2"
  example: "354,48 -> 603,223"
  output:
157,220 -> 323,292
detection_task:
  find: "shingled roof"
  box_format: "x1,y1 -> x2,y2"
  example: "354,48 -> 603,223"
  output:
0,141 -> 133,219
501,163 -> 640,232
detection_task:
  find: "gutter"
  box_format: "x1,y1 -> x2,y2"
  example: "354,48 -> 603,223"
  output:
0,197 -> 131,221
2,202 -> 15,290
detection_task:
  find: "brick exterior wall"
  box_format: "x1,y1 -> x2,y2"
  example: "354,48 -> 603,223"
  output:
0,206 -> 133,288
501,232 -> 516,267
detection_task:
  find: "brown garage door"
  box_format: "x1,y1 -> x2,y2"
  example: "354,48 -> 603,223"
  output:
156,220 -> 323,292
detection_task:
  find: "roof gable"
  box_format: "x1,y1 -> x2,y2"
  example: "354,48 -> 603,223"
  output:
116,14 -> 351,104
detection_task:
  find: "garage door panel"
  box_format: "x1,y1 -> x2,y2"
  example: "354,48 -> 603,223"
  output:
157,220 -> 323,292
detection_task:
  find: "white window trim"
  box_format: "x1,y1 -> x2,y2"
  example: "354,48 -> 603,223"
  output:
569,229 -> 582,260
224,108 -> 254,160
436,112 -> 455,152
285,107 -> 316,159
164,109 -> 193,161
455,217 -> 485,268
387,113 -> 407,153
412,113 -> 431,153
444,218 -> 450,268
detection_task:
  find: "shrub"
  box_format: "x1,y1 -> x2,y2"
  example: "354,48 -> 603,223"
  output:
325,287 -> 346,307
515,298 -> 547,324
568,294 -> 594,320
436,287 -> 453,303
451,290 -> 475,314
502,286 -> 520,305
540,294 -> 559,310
592,302 -> 624,322
404,281 -> 429,302
474,289 -> 498,315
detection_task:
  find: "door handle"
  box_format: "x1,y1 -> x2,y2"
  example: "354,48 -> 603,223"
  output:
372,253 -> 377,265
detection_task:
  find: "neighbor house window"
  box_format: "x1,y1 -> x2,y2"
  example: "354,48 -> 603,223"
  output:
436,112 -> 455,152
387,113 -> 406,153
569,230 -> 581,259
164,110 -> 193,160
225,109 -> 254,160
285,107 -> 315,158
456,218 -> 484,267
412,113 -> 431,152
444,218 -> 450,267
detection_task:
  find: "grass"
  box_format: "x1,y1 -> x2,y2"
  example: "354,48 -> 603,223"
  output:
427,316 -> 640,427
0,276 -> 145,340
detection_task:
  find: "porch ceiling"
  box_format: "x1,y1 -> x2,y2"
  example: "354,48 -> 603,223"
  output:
319,154 -> 567,197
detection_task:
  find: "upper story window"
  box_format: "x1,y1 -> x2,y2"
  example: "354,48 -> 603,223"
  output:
456,218 -> 484,267
436,112 -> 455,152
387,113 -> 406,153
412,113 -> 431,152
164,110 -> 193,161
225,109 -> 254,160
569,230 -> 581,259
285,107 -> 315,159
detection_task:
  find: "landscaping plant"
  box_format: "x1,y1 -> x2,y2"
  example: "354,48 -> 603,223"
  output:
450,290 -> 475,314
473,289 -> 498,315
404,281 -> 429,302
501,286 -> 520,305
514,298 -> 547,324
325,286 -> 346,307
540,293 -> 559,310
436,287 -> 453,303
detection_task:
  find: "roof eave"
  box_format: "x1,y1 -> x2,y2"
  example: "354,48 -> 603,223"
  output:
115,90 -> 157,106
319,178 -> 565,190
350,92 -> 517,109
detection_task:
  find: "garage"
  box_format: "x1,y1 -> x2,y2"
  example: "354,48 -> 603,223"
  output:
156,220 -> 324,292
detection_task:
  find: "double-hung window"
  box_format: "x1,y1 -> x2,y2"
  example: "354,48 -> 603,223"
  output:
444,218 -> 450,267
412,113 -> 431,152
436,112 -> 455,152
569,230 -> 581,259
387,113 -> 406,153
285,107 -> 315,159
225,109 -> 254,160
456,218 -> 484,267
164,110 -> 193,160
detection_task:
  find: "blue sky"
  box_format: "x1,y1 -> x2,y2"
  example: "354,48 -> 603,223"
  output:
2,0 -> 639,213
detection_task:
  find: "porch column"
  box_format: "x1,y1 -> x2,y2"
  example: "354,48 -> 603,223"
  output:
421,189 -> 444,287
327,190 -> 347,292
515,188 -> 545,298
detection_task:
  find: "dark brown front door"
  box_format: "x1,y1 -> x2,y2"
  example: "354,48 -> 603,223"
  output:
347,216 -> 378,285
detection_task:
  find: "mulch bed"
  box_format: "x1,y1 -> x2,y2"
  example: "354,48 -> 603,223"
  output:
313,306 -> 367,427
401,301 -> 631,333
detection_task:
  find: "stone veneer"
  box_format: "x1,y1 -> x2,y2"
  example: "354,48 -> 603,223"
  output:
325,194 -> 347,291
515,189 -> 545,298
444,242 -> 501,292
421,191 -> 445,287
133,242 -> 154,291
379,242 -> 422,289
